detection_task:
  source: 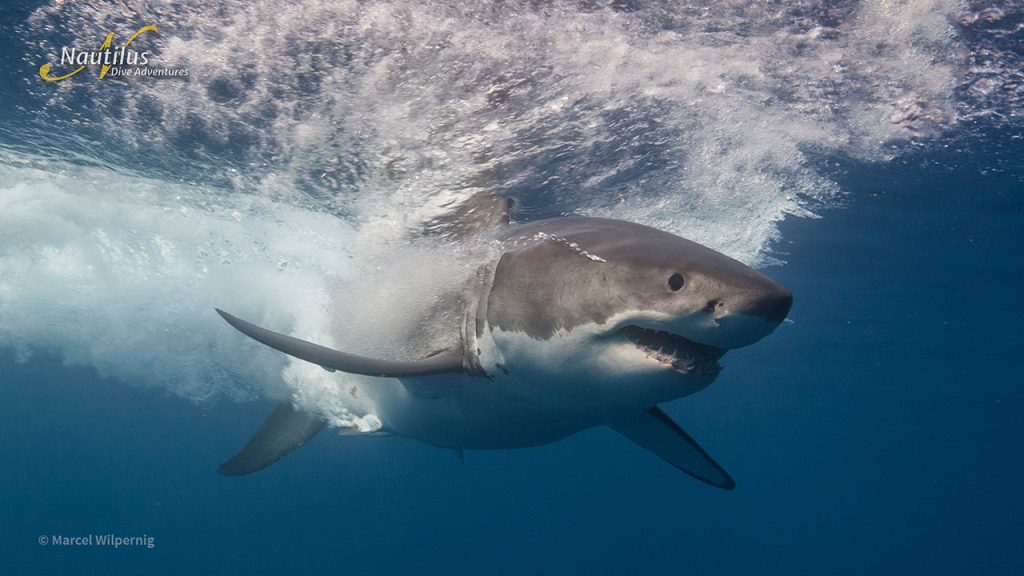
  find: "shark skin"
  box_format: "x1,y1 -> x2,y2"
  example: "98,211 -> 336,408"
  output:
216,215 -> 792,490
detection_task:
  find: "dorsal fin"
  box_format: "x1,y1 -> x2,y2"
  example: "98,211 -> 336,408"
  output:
422,188 -> 513,239
216,309 -> 466,377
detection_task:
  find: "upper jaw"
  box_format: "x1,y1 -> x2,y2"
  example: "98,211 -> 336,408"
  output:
614,325 -> 726,377
603,311 -> 719,346
603,308 -> 785,351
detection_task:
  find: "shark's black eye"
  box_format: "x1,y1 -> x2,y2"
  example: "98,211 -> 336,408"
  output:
667,273 -> 685,291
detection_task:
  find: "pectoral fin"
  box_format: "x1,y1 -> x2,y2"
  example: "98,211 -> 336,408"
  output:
609,406 -> 735,490
215,308 -> 465,378
219,401 -> 326,476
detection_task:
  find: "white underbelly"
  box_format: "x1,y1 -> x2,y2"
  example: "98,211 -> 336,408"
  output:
363,373 -> 603,450
356,322 -> 711,449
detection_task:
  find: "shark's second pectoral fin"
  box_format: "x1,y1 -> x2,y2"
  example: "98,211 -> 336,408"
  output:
219,401 -> 326,476
215,308 -> 466,378
609,406 -> 735,490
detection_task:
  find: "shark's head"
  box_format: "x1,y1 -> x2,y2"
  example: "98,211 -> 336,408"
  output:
484,217 -> 792,404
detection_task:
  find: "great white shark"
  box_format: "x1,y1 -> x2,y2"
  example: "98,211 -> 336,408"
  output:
215,206 -> 792,490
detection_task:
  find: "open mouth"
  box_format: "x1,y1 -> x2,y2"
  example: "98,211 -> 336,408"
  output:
618,326 -> 725,377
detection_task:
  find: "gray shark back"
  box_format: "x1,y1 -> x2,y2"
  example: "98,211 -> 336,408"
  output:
488,217 -> 791,344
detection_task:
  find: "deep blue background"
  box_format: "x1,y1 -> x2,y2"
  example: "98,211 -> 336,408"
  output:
2,138 -> 1022,575
2,0 -> 1023,571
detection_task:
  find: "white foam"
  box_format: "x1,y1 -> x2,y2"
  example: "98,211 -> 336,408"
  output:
0,150 -> 357,406
24,1 -> 966,258
6,0 -> 968,410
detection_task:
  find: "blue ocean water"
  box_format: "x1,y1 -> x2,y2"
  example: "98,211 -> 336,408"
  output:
2,1 -> 1022,575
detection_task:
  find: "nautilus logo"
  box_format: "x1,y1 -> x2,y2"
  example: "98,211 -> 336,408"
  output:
38,24 -> 189,82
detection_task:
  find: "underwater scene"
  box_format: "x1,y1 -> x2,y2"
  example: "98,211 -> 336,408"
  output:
1,1 -> 1021,574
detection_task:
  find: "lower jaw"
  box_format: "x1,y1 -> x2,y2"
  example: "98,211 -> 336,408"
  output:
628,365 -> 721,402
649,352 -> 723,378
616,326 -> 725,377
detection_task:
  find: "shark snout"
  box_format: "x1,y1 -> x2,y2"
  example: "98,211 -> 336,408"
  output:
741,287 -> 793,325
692,284 -> 792,349
709,280 -> 792,323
